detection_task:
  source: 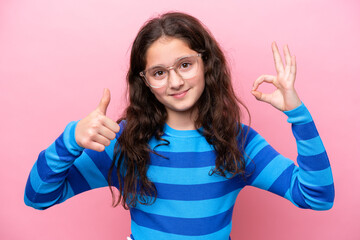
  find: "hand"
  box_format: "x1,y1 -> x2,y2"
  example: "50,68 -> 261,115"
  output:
251,41 -> 302,111
75,88 -> 120,152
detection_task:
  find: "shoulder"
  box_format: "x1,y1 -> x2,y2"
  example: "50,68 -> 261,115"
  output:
237,123 -> 262,148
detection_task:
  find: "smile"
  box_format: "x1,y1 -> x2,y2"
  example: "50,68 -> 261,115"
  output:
170,89 -> 189,99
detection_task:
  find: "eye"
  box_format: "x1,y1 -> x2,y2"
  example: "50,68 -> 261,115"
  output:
153,70 -> 164,77
180,62 -> 192,69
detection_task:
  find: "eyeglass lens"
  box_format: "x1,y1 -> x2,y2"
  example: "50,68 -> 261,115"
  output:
145,55 -> 199,87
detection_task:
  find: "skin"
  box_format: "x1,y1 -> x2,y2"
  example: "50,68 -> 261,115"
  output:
75,40 -> 301,152
144,37 -> 205,130
75,88 -> 120,152
251,41 -> 302,111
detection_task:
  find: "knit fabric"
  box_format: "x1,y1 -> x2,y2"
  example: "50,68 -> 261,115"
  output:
24,103 -> 334,240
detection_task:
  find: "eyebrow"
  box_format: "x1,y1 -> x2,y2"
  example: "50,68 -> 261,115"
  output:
148,54 -> 194,69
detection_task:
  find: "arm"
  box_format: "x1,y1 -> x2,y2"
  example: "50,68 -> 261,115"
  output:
24,89 -> 121,210
243,103 -> 334,210
246,42 -> 334,210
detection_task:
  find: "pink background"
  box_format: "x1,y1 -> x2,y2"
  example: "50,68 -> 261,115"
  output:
1,0 -> 359,239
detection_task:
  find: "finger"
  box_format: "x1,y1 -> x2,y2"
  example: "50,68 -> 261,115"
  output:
284,44 -> 292,69
291,55 -> 296,76
272,41 -> 284,73
98,125 -> 117,140
97,88 -> 111,115
87,141 -> 106,152
252,75 -> 278,91
102,117 -> 121,133
92,133 -> 111,147
251,90 -> 272,104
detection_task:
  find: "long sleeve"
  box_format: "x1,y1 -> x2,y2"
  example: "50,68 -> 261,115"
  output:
242,103 -> 334,210
24,121 -> 123,210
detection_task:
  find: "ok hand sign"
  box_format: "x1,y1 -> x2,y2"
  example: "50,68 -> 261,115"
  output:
75,88 -> 120,152
251,42 -> 302,111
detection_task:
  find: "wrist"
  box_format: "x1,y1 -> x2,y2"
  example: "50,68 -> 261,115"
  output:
283,102 -> 313,125
64,120 -> 85,154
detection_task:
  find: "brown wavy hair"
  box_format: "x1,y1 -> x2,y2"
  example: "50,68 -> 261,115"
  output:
108,11 -> 250,210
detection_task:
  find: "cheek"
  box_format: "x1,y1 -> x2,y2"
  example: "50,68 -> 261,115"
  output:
149,86 -> 166,100
189,74 -> 205,91
200,76 -> 205,89
194,65 -> 205,87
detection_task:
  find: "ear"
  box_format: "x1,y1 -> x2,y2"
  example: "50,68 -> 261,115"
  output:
140,72 -> 150,88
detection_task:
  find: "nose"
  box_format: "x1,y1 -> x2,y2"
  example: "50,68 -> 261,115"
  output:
167,69 -> 184,89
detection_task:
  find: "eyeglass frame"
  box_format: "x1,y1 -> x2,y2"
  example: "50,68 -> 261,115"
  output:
139,53 -> 202,88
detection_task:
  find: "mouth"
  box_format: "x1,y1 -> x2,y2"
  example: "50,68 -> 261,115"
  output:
170,89 -> 189,99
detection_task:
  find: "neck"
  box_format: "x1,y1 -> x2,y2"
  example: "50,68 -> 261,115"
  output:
165,108 -> 198,130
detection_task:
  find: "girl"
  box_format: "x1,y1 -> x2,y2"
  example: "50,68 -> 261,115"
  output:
24,12 -> 334,240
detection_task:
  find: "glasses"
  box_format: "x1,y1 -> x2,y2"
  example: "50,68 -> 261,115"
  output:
140,53 -> 202,88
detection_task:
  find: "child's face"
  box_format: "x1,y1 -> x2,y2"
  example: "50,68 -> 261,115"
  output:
144,37 -> 205,118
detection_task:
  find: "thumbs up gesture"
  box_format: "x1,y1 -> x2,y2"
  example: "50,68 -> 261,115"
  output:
75,89 -> 121,152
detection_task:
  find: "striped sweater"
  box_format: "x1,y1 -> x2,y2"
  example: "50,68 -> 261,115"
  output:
24,103 -> 334,240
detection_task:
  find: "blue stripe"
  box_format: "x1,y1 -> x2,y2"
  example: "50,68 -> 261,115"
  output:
44,143 -> 61,168
268,164 -> 295,197
299,167 -> 333,187
135,189 -> 241,218
66,165 -> 91,195
291,178 -> 312,209
25,181 -> 74,209
284,189 -> 295,204
292,121 -> 319,140
23,192 -> 43,209
150,151 -> 216,168
61,182 -> 75,201
287,113 -> 313,124
63,121 -> 84,155
284,103 -> 313,124
163,123 -> 203,137
147,165 -> 231,185
297,152 -> 330,171
104,136 -> 117,161
44,143 -> 78,173
130,220 -> 232,240
24,191 -> 51,210
37,151 -> 68,183
154,175 -> 245,201
73,153 -> 108,189
130,205 -> 234,236
244,135 -> 269,166
84,149 -> 121,189
25,175 -> 64,203
240,125 -> 257,147
299,182 -> 335,202
304,199 -> 333,210
251,155 -> 293,190
296,136 -> 325,156
30,162 -> 63,194
245,145 -> 279,185
149,136 -> 213,152
55,133 -> 78,162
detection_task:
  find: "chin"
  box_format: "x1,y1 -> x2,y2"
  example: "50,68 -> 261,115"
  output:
166,102 -> 197,113
169,106 -> 193,113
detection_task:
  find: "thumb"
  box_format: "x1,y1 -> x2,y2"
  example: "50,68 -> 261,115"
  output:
97,88 -> 111,115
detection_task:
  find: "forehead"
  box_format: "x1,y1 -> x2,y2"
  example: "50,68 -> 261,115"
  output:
145,37 -> 195,68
